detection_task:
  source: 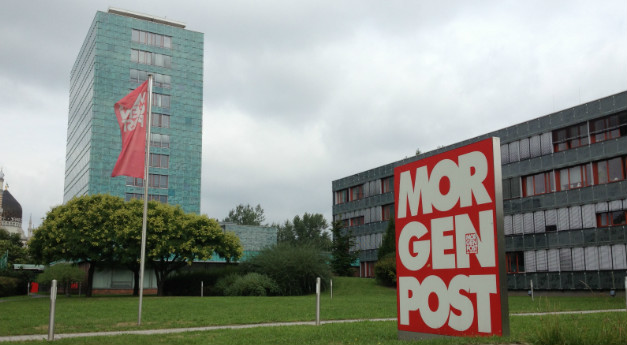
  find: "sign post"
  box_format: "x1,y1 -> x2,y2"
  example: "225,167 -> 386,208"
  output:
394,138 -> 509,340
48,279 -> 58,341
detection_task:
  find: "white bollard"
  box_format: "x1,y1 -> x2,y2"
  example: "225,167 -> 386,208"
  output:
330,279 -> 333,300
48,280 -> 58,341
530,280 -> 534,301
201,281 -> 204,297
316,277 -> 321,326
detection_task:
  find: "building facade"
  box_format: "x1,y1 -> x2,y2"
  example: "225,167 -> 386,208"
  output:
64,8 -> 203,213
332,91 -> 627,290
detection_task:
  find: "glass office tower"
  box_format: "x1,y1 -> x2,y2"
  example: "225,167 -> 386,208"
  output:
64,8 -> 203,213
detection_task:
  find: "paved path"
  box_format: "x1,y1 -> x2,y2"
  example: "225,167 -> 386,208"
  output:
0,310 -> 624,343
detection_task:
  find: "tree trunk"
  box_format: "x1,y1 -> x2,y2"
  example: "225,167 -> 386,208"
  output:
86,262 -> 95,297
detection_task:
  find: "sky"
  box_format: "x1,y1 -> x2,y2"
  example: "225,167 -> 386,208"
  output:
0,1 -> 626,233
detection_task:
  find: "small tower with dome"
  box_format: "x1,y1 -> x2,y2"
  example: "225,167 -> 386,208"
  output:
0,169 -> 25,239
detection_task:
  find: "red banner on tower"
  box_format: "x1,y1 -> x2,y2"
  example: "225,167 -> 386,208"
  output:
111,80 -> 149,178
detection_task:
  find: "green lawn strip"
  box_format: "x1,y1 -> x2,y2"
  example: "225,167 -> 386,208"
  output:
1,277 -> 625,337
2,313 -> 627,345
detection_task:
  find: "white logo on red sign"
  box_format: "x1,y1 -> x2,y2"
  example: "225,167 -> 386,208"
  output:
118,91 -> 146,132
465,233 -> 478,254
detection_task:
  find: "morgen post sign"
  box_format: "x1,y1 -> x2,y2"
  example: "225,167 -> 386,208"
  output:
395,138 -> 509,340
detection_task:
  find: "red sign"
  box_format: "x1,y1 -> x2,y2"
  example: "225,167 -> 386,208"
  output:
395,138 -> 508,338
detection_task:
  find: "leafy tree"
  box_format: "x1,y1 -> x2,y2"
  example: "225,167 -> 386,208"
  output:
30,195 -> 244,297
375,218 -> 397,286
115,201 -> 243,296
330,221 -> 358,276
37,263 -> 85,297
277,213 -> 331,250
0,228 -> 29,269
223,204 -> 265,225
29,194 -> 125,297
377,218 -> 396,259
275,220 -> 296,244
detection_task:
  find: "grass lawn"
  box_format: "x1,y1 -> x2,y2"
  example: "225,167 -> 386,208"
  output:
1,277 -> 626,344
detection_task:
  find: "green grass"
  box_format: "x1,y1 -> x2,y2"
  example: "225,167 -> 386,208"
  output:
1,277 -> 626,344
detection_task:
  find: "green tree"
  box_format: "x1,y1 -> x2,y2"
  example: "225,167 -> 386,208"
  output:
274,220 -> 295,243
29,194 -> 125,297
375,218 -> 396,286
141,202 -> 241,296
277,213 -> 331,250
330,221 -> 358,276
223,204 -> 265,225
37,263 -> 85,297
113,200 -> 242,296
0,228 -> 29,269
30,195 -> 244,297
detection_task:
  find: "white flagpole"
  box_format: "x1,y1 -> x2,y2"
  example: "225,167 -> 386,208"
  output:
138,74 -> 153,326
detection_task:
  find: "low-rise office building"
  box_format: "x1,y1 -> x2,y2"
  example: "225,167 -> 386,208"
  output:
332,91 -> 627,290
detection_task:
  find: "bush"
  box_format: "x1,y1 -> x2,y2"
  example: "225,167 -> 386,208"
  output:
162,266 -> 240,296
220,273 -> 280,296
374,253 -> 396,287
37,264 -> 85,296
0,276 -> 19,297
241,243 -> 331,295
213,273 -> 241,296
0,269 -> 35,296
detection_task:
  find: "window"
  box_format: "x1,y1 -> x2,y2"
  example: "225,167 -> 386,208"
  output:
350,185 -> 363,201
382,176 -> 393,193
597,211 -> 627,227
130,69 -> 171,88
503,177 -> 521,200
149,174 -> 168,189
552,122 -> 588,152
557,164 -> 592,191
522,172 -> 555,197
335,189 -> 348,205
590,112 -> 627,143
149,153 -> 169,168
131,49 -> 172,68
151,113 -> 170,128
150,133 -> 170,148
506,252 -> 525,273
350,216 -> 365,227
131,29 -> 172,49
382,204 -> 394,221
126,177 -> 143,187
152,93 -> 171,108
594,157 -> 625,184
125,193 -> 168,204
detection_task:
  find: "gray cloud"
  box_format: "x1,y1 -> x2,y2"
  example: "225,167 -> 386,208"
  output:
1,0 -> 625,230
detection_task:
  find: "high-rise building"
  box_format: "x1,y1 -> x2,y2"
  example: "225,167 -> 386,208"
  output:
332,91 -> 627,290
64,8 -> 203,213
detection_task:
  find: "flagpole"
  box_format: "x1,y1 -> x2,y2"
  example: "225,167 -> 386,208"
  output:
138,74 -> 153,326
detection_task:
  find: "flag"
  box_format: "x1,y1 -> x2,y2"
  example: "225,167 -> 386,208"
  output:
112,80 -> 149,178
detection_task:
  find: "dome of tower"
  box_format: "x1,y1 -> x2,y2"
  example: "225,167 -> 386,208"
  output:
2,189 -> 22,220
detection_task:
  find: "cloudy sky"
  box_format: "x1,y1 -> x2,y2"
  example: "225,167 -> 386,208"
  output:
1,0 -> 625,233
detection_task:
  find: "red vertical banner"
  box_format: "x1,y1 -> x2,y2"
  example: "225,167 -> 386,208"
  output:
112,80 -> 149,178
395,137 -> 508,339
